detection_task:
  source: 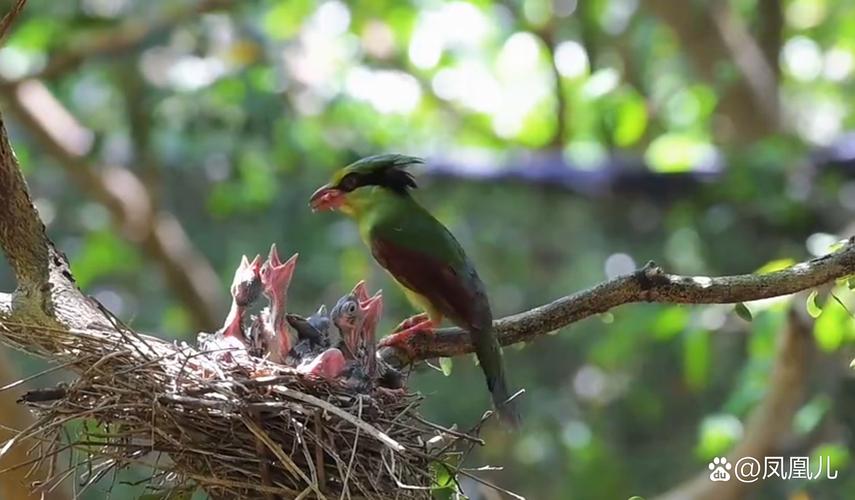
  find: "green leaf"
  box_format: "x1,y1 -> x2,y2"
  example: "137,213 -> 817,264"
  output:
682,329 -> 710,392
431,456 -> 461,498
263,0 -> 314,39
806,290 -> 823,318
439,357 -> 453,376
810,443 -> 851,480
814,299 -> 847,352
734,303 -> 753,322
8,19 -> 60,51
613,92 -> 648,147
695,414 -> 742,459
794,395 -> 831,435
652,306 -> 689,340
645,133 -> 713,173
828,239 -> 847,253
755,258 -> 796,274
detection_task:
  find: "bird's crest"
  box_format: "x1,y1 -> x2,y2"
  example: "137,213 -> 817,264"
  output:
335,154 -> 422,195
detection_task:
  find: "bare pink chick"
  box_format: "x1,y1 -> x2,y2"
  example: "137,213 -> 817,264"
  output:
259,243 -> 298,364
297,348 -> 347,379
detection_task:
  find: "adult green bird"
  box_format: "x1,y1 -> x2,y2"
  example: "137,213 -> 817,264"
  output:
310,154 -> 520,427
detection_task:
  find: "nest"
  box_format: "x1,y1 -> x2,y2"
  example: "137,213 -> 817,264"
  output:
0,240 -> 512,499
0,317 -> 483,499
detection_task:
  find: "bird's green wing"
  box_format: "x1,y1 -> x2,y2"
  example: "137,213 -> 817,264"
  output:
368,210 -> 491,330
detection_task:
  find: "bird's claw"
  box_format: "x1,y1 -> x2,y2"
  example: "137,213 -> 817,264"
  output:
379,319 -> 435,357
392,313 -> 430,333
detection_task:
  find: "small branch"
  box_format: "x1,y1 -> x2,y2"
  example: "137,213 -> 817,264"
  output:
381,239 -> 855,364
708,0 -> 779,125
0,0 -> 27,45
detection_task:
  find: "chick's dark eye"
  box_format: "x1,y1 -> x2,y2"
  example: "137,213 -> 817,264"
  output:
345,302 -> 357,314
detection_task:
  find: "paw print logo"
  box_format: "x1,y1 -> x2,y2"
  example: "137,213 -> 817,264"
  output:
708,457 -> 732,482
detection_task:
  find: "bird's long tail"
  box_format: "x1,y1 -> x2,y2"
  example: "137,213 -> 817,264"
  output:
471,325 -> 521,429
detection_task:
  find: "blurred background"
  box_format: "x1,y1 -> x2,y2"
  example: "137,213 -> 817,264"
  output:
1,0 -> 854,498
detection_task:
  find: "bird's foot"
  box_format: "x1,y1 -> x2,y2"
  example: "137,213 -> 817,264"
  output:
297,348 -> 346,379
392,313 -> 430,333
379,319 -> 435,358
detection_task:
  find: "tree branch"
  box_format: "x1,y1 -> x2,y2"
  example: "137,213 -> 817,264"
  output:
380,240 -> 855,365
0,113 -> 49,294
642,0 -> 779,142
0,0 -> 27,45
707,0 -> 780,125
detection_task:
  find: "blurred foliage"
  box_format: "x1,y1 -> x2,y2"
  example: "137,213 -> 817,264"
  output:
0,0 -> 855,499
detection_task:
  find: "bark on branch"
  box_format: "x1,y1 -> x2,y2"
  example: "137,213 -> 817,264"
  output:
0,114 -> 49,293
380,243 -> 855,365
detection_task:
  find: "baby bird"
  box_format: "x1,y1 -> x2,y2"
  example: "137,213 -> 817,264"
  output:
257,244 -> 298,364
219,254 -> 262,343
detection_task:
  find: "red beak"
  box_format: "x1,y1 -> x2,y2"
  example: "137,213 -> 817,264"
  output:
310,184 -> 345,212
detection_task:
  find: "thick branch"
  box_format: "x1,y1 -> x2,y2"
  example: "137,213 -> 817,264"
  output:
381,238 -> 855,364
0,113 -> 49,293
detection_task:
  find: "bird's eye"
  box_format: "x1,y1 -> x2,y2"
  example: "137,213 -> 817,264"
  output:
339,174 -> 359,192
345,302 -> 357,314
